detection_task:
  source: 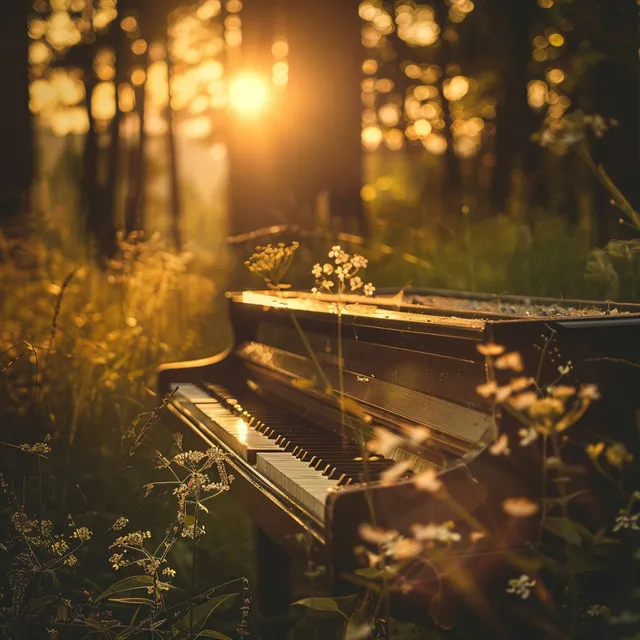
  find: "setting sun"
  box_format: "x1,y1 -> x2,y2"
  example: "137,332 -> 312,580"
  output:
228,71 -> 270,117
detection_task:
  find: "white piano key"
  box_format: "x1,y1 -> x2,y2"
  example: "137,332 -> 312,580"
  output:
170,383 -> 217,404
171,383 -> 342,520
257,452 -> 340,521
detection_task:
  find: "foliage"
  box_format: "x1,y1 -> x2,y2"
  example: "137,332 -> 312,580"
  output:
0,227 -> 247,638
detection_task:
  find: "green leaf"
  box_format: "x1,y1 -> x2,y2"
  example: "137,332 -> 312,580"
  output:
96,575 -> 155,602
108,597 -> 155,606
28,595 -> 59,612
544,490 -> 589,508
354,567 -> 393,580
507,555 -> 543,575
292,597 -> 346,617
565,555 -> 606,575
606,239 -> 640,259
197,632 -> 233,639
172,594 -> 237,639
542,518 -> 581,546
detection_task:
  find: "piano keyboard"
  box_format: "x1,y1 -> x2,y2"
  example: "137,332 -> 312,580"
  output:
170,382 -> 396,521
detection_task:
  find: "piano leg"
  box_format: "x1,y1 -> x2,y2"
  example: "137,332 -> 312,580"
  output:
256,526 -> 292,639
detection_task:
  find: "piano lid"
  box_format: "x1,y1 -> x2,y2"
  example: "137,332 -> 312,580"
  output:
227,288 -> 640,324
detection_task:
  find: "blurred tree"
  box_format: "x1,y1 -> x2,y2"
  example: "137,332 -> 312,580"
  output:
0,0 -> 33,224
227,0 -> 365,237
491,0 -> 539,218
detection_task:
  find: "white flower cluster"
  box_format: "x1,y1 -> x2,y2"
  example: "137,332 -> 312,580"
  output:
537,111 -> 617,156
506,574 -> 536,599
312,246 -> 375,297
612,509 -> 640,532
359,519 -> 462,568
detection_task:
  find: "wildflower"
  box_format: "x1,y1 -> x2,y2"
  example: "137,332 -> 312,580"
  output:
612,509 -> 640,532
367,427 -> 403,457
181,524 -> 206,539
579,384 -> 600,401
605,442 -> 633,468
334,250 -> 350,265
529,397 -> 565,420
502,497 -> 539,518
476,343 -> 505,356
495,385 -> 513,403
112,516 -> 129,531
72,527 -> 93,542
506,574 -> 536,599
586,442 -> 605,460
359,523 -> 398,545
363,283 -> 375,296
489,433 -> 511,455
380,460 -> 411,484
350,276 -> 363,291
411,522 -> 461,544
322,263 -> 334,275
388,537 -> 422,559
244,242 -> 299,286
558,363 -> 572,375
51,540 -> 70,556
312,263 -> 322,278
518,427 -> 539,447
349,254 -> 367,269
476,380 -> 497,398
328,245 -> 342,258
551,385 -> 576,399
109,553 -> 125,570
320,279 -> 334,291
403,425 -> 431,444
413,468 -> 442,493
19,442 -> 51,456
510,377 -> 535,392
173,450 -> 207,465
111,530 -> 152,548
63,554 -> 78,567
162,567 -> 176,578
509,392 -> 537,411
495,352 -> 524,372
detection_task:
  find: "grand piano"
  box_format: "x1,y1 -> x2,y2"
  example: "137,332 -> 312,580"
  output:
158,288 -> 640,633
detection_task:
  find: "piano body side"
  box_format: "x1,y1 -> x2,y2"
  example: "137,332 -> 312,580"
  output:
157,347 -> 233,398
325,312 -> 640,600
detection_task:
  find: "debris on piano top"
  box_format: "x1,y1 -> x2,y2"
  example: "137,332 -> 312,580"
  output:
408,292 -> 638,319
229,289 -> 640,324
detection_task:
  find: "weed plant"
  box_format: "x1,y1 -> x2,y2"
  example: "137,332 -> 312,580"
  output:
0,227 -> 247,638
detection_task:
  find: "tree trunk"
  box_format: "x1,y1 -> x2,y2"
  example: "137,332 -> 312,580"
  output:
283,0 -> 365,233
0,0 -> 33,223
492,0 -> 538,217
165,30 -> 182,249
126,53 -> 149,233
